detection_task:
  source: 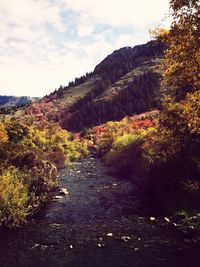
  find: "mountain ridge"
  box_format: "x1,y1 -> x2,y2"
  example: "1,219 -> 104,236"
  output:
26,40 -> 165,131
0,95 -> 39,109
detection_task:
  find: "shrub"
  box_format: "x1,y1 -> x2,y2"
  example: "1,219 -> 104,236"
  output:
104,134 -> 145,174
47,151 -> 66,169
5,119 -> 30,143
0,167 -> 29,227
0,117 -> 88,227
142,92 -> 200,212
24,161 -> 57,210
0,122 -> 8,143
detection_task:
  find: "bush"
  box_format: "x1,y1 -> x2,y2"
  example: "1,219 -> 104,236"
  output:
104,134 -> 145,174
0,117 -> 89,227
47,151 -> 66,169
0,122 -> 8,143
0,167 -> 29,227
142,92 -> 200,213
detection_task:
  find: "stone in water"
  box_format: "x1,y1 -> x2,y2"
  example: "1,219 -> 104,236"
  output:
106,233 -> 113,237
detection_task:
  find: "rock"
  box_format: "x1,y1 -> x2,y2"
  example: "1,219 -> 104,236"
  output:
121,236 -> 131,242
59,188 -> 69,196
69,245 -> 73,249
191,216 -> 200,222
54,196 -> 63,199
189,225 -> 195,230
41,245 -> 48,250
30,244 -> 40,250
172,222 -> 178,227
164,217 -> 170,223
30,244 -> 47,250
106,233 -> 113,237
97,243 -> 105,248
49,223 -> 62,227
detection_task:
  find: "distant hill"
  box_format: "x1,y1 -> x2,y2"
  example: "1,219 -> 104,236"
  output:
0,95 -> 39,109
26,40 -> 165,131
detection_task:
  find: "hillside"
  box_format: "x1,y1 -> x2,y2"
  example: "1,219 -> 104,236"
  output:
26,40 -> 165,131
0,95 -> 39,109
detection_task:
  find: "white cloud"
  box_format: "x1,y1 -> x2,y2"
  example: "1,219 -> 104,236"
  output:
77,25 -> 94,37
115,34 -> 148,49
0,52 -> 95,97
61,0 -> 170,28
0,0 -> 66,31
82,41 -> 113,61
0,0 -> 170,97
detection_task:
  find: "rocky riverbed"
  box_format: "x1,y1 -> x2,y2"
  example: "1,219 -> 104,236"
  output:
0,156 -> 200,267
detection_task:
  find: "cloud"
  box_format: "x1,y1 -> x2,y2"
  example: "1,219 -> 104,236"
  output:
115,34 -> 148,49
61,0 -> 170,28
77,25 -> 94,37
0,0 -> 170,97
0,0 -> 66,31
0,51 -> 95,97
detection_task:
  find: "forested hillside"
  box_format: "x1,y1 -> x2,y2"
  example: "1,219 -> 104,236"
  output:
26,40 -> 165,131
0,95 -> 39,109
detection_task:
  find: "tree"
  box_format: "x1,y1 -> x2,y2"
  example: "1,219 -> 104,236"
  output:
5,119 -> 30,143
162,0 -> 200,99
0,122 -> 8,143
142,0 -> 200,211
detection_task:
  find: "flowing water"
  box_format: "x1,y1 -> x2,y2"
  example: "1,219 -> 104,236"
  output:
0,157 -> 200,267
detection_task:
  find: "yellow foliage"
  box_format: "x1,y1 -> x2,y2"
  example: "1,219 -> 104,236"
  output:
183,90 -> 200,134
150,27 -> 169,41
0,122 -> 8,143
161,0 -> 200,99
0,117 -> 88,227
0,167 -> 29,227
143,91 -> 200,165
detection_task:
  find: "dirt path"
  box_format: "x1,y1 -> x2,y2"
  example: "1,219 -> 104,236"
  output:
0,157 -> 200,267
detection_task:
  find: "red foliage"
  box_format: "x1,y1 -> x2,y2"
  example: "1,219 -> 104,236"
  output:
131,119 -> 154,129
93,125 -> 106,136
74,133 -> 81,141
130,110 -> 159,121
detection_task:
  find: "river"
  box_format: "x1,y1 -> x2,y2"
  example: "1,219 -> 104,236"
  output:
0,157 -> 200,266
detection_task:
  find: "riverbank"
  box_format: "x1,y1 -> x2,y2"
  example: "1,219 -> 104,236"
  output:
0,157 -> 200,267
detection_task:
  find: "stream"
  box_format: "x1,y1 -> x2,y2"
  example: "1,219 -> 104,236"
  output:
0,156 -> 200,267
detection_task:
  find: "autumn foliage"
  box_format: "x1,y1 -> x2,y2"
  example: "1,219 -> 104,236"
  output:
141,0 -> 200,212
0,117 -> 88,227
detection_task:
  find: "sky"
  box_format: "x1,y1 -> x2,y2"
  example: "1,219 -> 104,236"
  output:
0,0 -> 171,97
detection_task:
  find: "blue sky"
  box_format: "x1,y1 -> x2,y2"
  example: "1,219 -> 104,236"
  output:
0,0 -> 171,97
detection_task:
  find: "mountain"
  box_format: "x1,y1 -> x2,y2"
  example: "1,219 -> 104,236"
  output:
26,40 -> 165,131
0,95 -> 39,109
